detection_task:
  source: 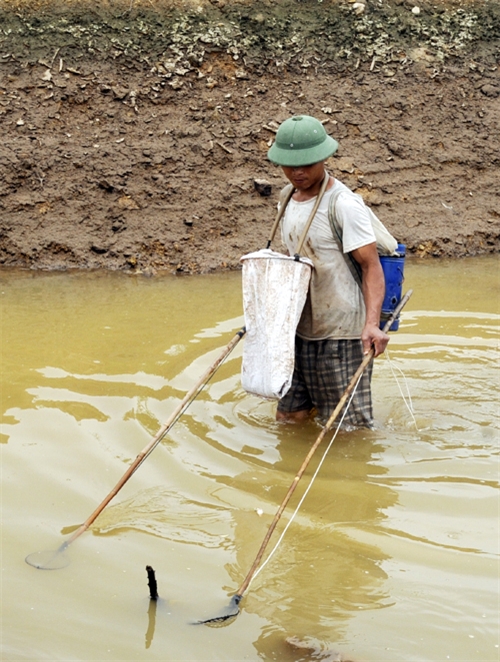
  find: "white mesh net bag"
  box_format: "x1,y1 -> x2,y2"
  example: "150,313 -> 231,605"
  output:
240,248 -> 313,400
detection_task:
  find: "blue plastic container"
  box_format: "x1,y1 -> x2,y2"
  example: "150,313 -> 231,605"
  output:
379,244 -> 406,332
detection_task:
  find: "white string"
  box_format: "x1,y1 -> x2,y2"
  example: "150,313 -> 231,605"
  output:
250,374 -> 363,587
384,349 -> 419,431
247,348 -> 417,588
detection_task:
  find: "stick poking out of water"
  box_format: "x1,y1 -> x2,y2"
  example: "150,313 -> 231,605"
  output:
146,565 -> 158,600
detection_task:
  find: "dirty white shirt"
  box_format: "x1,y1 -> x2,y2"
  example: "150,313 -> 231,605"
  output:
280,178 -> 376,340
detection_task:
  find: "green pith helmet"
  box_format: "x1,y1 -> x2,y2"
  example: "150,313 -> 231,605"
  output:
267,115 -> 339,167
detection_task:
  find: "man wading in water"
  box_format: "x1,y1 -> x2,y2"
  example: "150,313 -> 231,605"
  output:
267,115 -> 389,428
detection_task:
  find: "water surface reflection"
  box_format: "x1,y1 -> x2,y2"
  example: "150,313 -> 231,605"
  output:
1,257 -> 498,661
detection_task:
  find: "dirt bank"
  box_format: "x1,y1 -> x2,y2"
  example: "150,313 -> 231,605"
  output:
0,0 -> 499,273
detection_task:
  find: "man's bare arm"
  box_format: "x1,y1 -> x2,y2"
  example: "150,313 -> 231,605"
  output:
350,242 -> 389,357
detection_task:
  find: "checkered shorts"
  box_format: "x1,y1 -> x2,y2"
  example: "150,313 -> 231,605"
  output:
277,337 -> 373,428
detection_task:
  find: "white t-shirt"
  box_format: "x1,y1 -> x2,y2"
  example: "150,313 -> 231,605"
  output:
280,178 -> 376,340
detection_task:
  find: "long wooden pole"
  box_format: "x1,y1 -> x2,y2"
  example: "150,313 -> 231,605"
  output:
27,327 -> 246,566
235,291 -> 413,599
67,327 -> 246,546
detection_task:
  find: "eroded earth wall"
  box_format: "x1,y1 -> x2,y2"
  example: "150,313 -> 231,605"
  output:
0,0 -> 498,272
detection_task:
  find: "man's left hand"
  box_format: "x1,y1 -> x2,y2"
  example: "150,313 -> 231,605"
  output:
362,323 -> 389,357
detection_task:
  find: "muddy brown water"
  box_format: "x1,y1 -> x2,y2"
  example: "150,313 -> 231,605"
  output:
1,257 -> 498,661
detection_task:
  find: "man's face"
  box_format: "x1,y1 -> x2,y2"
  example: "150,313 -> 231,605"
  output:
281,160 -> 326,192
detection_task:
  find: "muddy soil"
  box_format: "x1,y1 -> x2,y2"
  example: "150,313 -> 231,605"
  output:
0,0 -> 498,273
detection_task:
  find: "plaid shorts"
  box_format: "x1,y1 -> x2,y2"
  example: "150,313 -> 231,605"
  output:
277,337 -> 373,428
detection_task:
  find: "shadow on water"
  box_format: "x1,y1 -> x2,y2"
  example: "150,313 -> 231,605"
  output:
145,599 -> 157,649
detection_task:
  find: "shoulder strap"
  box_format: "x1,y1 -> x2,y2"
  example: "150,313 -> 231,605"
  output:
328,188 -> 363,288
266,184 -> 294,249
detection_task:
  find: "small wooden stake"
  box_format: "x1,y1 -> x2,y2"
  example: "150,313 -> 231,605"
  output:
146,565 -> 158,600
